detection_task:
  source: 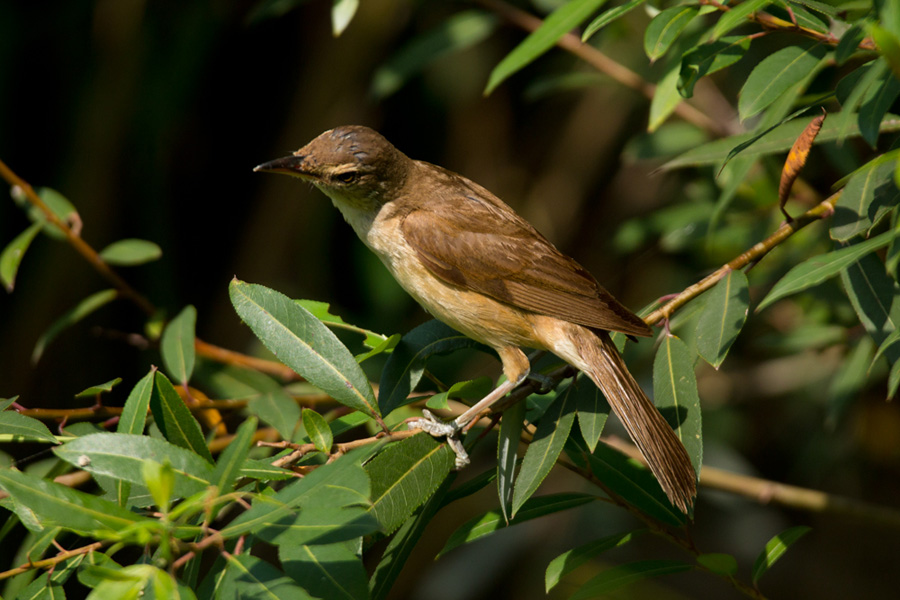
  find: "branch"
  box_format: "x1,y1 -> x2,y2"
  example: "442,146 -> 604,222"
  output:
644,190 -> 840,326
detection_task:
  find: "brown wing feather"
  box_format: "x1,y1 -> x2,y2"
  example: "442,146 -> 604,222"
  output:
399,165 -> 652,337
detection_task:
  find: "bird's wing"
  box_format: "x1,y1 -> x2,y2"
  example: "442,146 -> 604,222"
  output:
398,184 -> 652,337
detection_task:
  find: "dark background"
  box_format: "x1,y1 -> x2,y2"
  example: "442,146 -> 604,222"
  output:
1,1 -> 898,598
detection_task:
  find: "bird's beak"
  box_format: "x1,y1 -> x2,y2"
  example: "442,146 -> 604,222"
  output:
253,154 -> 311,178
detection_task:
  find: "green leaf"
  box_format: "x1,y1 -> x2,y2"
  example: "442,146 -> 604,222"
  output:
295,299 -> 387,350
366,433 -> 455,534
230,279 -> 380,418
545,530 -> 644,592
859,69 -> 900,147
696,270 -> 750,368
587,444 -> 685,525
281,542 -> 369,600
0,410 -> 58,443
827,337 -> 875,426
678,35 -> 751,98
835,59 -> 888,144
302,409 -> 333,454
331,0 -> 358,36
841,252 -> 900,350
751,525 -> 812,583
485,0 -> 610,94
873,326 -> 900,367
662,110 -> 900,170
13,187 -> 78,241
890,358 -> 900,398
438,493 -> 596,558
142,459 -> 175,513
758,230 -> 897,311
738,42 -> 828,121
98,239 -> 162,266
570,559 -> 694,599
370,476 -> 454,600
160,305 -> 197,385
0,469 -> 148,534
379,319 -> 485,415
118,370 -> 154,436
32,289 -> 118,362
371,10 -> 497,99
697,552 -> 738,576
54,433 -> 214,497
835,22 -> 866,65
150,371 -> 214,463
0,222 -> 42,292
644,6 -> 699,62
222,554 -> 316,600
710,0 -> 769,41
872,23 -> 900,79
653,336 -> 703,477
212,417 -> 257,495
648,64 -> 683,132
575,376 -> 610,453
511,382 -> 577,518
497,399 -> 525,523
832,159 -> 900,241
582,0 -> 645,42
75,378 -> 122,398
426,376 -> 493,411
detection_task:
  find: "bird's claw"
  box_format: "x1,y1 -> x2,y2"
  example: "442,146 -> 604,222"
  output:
408,410 -> 470,469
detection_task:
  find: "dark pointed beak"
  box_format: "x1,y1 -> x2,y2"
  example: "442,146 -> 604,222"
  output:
253,154 -> 309,176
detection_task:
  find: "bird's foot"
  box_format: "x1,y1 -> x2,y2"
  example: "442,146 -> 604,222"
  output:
408,409 -> 470,469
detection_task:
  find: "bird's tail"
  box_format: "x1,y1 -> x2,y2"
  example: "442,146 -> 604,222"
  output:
571,329 -> 697,513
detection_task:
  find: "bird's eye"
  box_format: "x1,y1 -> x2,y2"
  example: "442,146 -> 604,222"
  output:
335,171 -> 359,184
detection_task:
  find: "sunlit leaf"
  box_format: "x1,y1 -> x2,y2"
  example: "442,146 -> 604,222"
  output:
710,0 -> 769,40
212,417 -> 258,495
302,409 -> 333,454
98,239 -> 162,266
331,0 -> 358,37
161,305 -> 197,385
0,222 -> 41,292
678,35 -> 751,98
696,270 -> 750,368
545,530 -> 644,592
497,399 -> 525,523
0,410 -> 57,443
653,336 -> 702,477
751,525 -> 812,583
582,0 -> 645,42
738,42 -> 827,120
648,65 -> 683,132
644,6 -> 699,62
150,371 -> 214,463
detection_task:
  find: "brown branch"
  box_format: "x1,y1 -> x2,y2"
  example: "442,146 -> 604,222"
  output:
194,339 -> 301,381
645,190 -> 841,326
476,0 -> 733,137
0,541 -> 107,581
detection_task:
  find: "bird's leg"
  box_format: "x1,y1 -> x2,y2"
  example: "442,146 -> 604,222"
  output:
409,346 -> 529,468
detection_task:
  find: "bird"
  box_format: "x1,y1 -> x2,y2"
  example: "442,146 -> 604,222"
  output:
255,125 -> 696,512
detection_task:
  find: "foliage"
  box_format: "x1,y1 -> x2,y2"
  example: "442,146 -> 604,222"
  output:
2,0 -> 900,598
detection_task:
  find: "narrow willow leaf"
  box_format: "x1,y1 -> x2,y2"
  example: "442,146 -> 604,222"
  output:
511,383 -> 577,518
751,525 -> 812,583
738,42 -> 827,121
889,359 -> 900,398
223,447 -> 374,539
832,157 -> 900,241
678,35 -> 751,98
0,411 -> 57,443
212,417 -> 257,494
32,289 -> 118,362
370,476 -> 454,600
827,337 -> 875,426
223,554 -> 315,600
498,399 -> 526,523
0,469 -> 148,534
75,378 -> 122,398
835,23 -> 866,65
296,299 -> 387,350
710,0 -> 768,41
696,270 -> 750,368
302,409 -> 333,454
859,71 -> 900,147
841,252 -> 900,350
54,433 -> 214,497
872,23 -> 900,79
14,187 -> 78,241
161,305 -> 197,384
587,444 -> 685,525
371,10 -> 497,99
697,552 -> 738,576
379,319 -> 486,414
366,433 -> 454,534
575,376 -> 610,453
485,0 -> 610,94
438,493 -> 596,558
644,6 -> 699,62
661,110 -> 900,170
118,370 -> 154,436
98,239 -> 162,266
653,336 -> 702,476
835,59 -> 888,144
648,65 -> 683,132
582,0 -> 645,42
281,542 -> 368,600
545,530 -> 644,592
759,230 -> 896,311
0,222 -> 41,292
230,279 -> 379,418
150,371 -> 214,463
570,559 -> 693,599
331,0 -> 358,36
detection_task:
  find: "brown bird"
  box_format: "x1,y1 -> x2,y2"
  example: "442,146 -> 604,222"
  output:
255,125 -> 697,512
